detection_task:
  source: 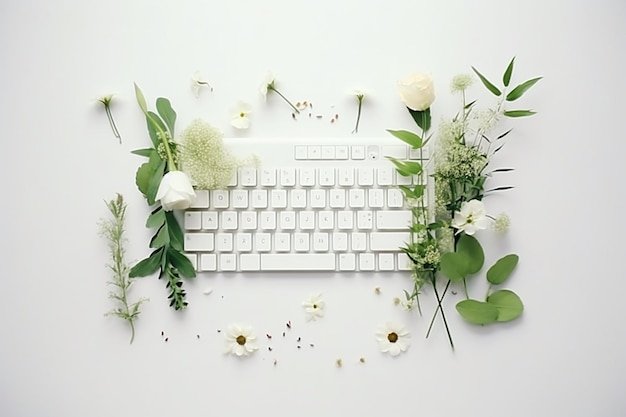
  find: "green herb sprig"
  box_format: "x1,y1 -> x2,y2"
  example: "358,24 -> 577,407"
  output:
99,194 -> 148,343
128,84 -> 196,311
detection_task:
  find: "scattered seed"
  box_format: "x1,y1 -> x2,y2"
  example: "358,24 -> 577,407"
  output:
359,357 -> 366,363
161,331 -> 164,336
335,358 -> 343,368
316,114 -> 323,119
273,359 -> 278,366
266,333 -> 272,339
297,345 -> 301,349
292,112 -> 296,119
296,336 -> 301,343
196,334 -> 200,339
268,347 -> 273,351
282,331 -> 286,337
286,321 -> 292,329
217,329 -> 222,333
164,337 -> 169,342
374,286 -> 381,294
310,343 -> 314,348
335,114 -> 339,119
330,118 -> 335,123
308,113 -> 312,117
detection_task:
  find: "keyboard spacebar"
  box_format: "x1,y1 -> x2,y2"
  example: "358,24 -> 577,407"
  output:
260,254 -> 336,271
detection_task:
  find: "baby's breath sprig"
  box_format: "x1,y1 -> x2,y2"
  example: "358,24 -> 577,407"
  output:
99,194 -> 148,343
97,94 -> 122,143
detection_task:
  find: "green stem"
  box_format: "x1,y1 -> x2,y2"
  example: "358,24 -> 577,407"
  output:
425,278 -> 454,350
104,105 -> 122,143
268,86 -> 300,114
145,113 -> 177,170
352,95 -> 363,134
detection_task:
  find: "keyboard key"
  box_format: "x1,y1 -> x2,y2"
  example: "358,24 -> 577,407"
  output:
221,211 -> 238,230
387,189 -> 404,208
251,190 -> 268,208
185,233 -> 214,251
357,211 -> 373,230
290,189 -> 307,208
351,145 -> 365,160
370,232 -> 410,251
260,254 -> 336,271
271,189 -> 287,208
368,189 -> 384,208
184,212 -> 202,230
378,253 -> 395,271
216,233 -> 233,251
337,211 -> 353,229
382,146 -> 407,160
339,253 -> 356,271
212,190 -> 229,208
376,210 -> 412,230
240,212 -> 257,230
329,189 -> 346,208
299,211 -> 315,230
200,254 -> 217,271
231,190 -> 248,208
236,233 -> 253,252
202,211 -> 218,230
318,212 -> 334,229
220,254 -> 237,271
279,211 -> 296,230
318,167 -> 335,186
260,168 -> 277,186
349,189 -> 365,207
335,146 -> 349,160
351,232 -> 367,251
240,168 -> 257,186
260,212 -> 276,230
294,233 -> 310,251
294,146 -> 308,160
357,167 -> 374,186
279,168 -> 296,186
299,168 -> 316,186
313,233 -> 329,252
377,166 -> 394,186
332,232 -> 348,251
190,190 -> 209,208
275,233 -> 291,252
240,254 -> 261,271
359,253 -> 376,271
255,233 -> 271,252
338,167 -> 354,186
310,189 -> 326,208
321,146 -> 335,159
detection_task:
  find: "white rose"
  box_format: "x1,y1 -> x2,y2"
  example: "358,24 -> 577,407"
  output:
155,171 -> 196,211
397,73 -> 435,111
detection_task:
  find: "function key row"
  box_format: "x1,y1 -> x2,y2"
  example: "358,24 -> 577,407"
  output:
294,145 -> 430,161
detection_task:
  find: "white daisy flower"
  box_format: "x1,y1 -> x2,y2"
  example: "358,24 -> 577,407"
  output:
224,324 -> 258,357
259,71 -> 299,113
191,71 -> 213,97
376,322 -> 411,356
451,199 -> 490,235
230,101 -> 252,129
302,293 -> 325,321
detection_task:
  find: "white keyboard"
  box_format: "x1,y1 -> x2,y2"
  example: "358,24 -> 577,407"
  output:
183,137 -> 429,272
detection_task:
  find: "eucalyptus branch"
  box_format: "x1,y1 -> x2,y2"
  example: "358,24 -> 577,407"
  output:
99,194 -> 148,343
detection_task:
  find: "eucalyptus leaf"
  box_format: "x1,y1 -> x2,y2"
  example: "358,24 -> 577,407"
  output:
167,247 -> 196,278
504,110 -> 537,118
135,162 -> 153,196
129,248 -> 164,277
487,290 -> 524,322
503,57 -> 515,87
439,252 -> 469,282
456,234 -> 484,274
156,97 -> 177,136
472,67 -> 502,96
386,129 -> 423,148
505,77 -> 542,101
456,299 -> 499,325
146,111 -> 168,148
486,254 -> 519,285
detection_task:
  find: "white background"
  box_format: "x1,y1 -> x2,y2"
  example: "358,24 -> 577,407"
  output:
1,1 -> 625,416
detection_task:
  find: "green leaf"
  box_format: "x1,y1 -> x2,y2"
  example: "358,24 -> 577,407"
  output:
456,299 -> 499,325
156,97 -> 177,136
150,223 -> 170,248
439,252 -> 469,282
502,57 -> 515,87
129,248 -> 164,277
456,234 -> 484,274
386,129 -> 423,149
134,83 -> 148,114
146,111 -> 167,148
165,211 -> 184,251
487,289 -> 524,322
472,67 -> 502,96
487,254 -> 519,285
146,206 -> 165,228
506,77 -> 542,101
167,247 -> 196,278
146,159 -> 166,205
387,157 -> 422,176
131,148 -> 156,157
408,108 -> 431,132
504,110 -> 537,118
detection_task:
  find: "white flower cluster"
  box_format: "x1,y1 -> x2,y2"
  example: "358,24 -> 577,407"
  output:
179,119 -> 239,190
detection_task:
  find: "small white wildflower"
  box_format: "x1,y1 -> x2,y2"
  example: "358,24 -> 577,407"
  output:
450,74 -> 474,93
451,199 -> 490,235
259,72 -> 299,113
493,212 -> 511,232
302,293 -> 325,321
375,322 -> 411,356
399,297 -> 417,312
230,101 -> 252,129
191,71 -> 213,97
224,324 -> 258,357
96,93 -> 121,143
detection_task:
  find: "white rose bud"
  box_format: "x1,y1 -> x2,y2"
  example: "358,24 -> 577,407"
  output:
155,171 -> 196,211
397,73 -> 435,111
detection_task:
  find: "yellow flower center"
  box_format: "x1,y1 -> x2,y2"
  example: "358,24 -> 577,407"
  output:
239,112 -> 245,118
387,332 -> 398,343
236,335 -> 246,345
312,304 -> 318,309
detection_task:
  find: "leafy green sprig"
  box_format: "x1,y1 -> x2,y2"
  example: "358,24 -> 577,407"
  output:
128,85 -> 196,311
99,194 -> 148,343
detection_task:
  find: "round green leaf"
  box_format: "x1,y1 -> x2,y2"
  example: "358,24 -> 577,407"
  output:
439,252 -> 468,282
486,254 -> 519,285
457,234 -> 484,274
487,289 -> 524,322
456,299 -> 499,325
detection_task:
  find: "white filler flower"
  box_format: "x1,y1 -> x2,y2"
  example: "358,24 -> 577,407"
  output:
224,324 -> 258,357
230,101 -> 252,129
302,293 -> 325,321
451,199 -> 490,235
376,322 -> 411,356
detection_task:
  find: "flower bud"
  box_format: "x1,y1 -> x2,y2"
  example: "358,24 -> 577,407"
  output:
155,171 -> 196,211
398,73 -> 435,111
